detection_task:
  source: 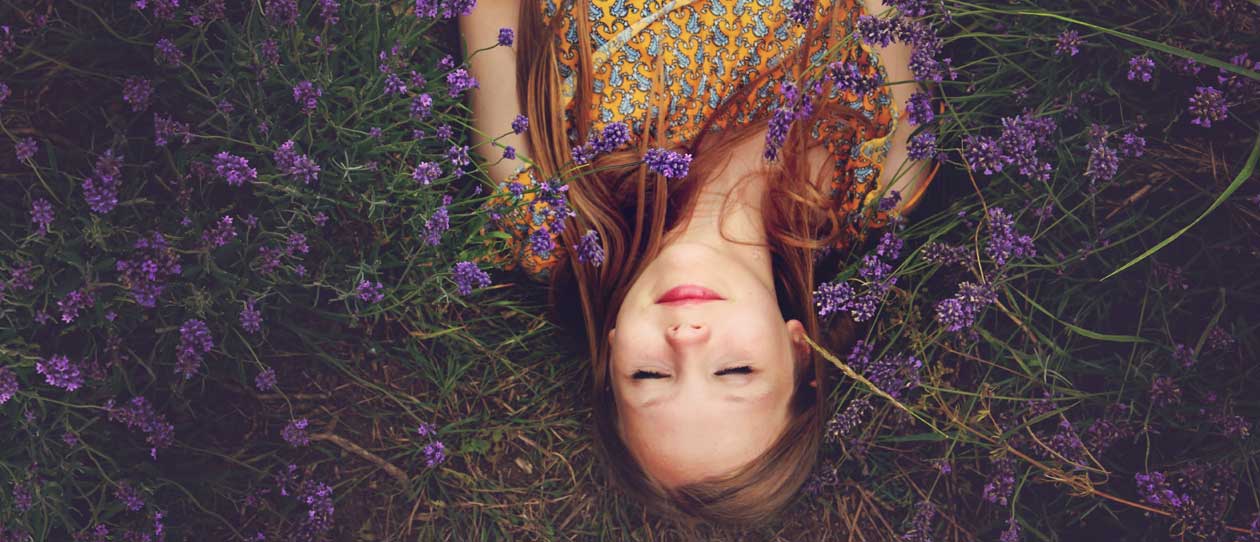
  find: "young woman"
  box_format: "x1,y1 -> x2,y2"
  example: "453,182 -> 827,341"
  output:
460,0 -> 937,527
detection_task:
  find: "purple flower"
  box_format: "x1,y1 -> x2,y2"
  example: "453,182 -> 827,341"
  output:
412,161 -> 442,185
899,501 -> 936,542
423,440 -> 447,467
497,27 -> 514,47
905,91 -> 933,125
116,230 -> 182,308
1118,131 -> 1146,158
999,518 -> 1021,542
154,37 -> 183,66
319,0 -> 341,25
907,131 -> 936,160
436,124 -> 454,140
888,0 -> 930,17
824,395 -> 871,444
451,261 -> 491,296
644,148 -> 693,179
423,195 -> 452,246
282,418 -> 311,447
1172,342 -> 1195,368
265,0 -> 299,25
814,280 -> 855,318
384,73 -> 408,96
935,281 -> 997,333
1207,326 -> 1236,352
982,457 -> 1017,505
200,215 -> 237,249
122,77 -> 153,112
30,198 -> 53,237
14,137 -> 37,162
762,108 -> 794,162
985,207 -> 1037,267
356,280 -> 385,304
857,14 -> 896,47
1054,29 -> 1081,57
36,354 -> 84,391
260,39 -> 281,72
61,431 -> 78,446
13,482 -> 33,513
154,112 -> 191,147
58,287 -> 96,324
511,114 -> 529,134
115,483 -> 145,512
447,144 -> 471,168
1149,375 -> 1182,407
273,140 -> 321,184
1084,143 -> 1119,184
175,318 -> 214,380
445,68 -> 479,98
529,226 -> 555,257
1127,54 -> 1155,82
964,135 -> 1004,175
414,0 -> 476,19
241,299 -> 263,334
0,366 -> 19,404
369,127 -> 383,139
828,61 -> 883,97
1134,471 -> 1187,509
1188,86 -> 1228,127
921,241 -> 968,266
255,367 -> 277,391
411,93 -> 433,120
417,422 -> 437,438
292,80 -> 323,115
213,151 -> 257,186
571,122 -> 632,164
574,229 -> 606,267
789,0 -> 816,26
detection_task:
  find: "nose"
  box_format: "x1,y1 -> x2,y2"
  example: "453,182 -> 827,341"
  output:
666,323 -> 709,347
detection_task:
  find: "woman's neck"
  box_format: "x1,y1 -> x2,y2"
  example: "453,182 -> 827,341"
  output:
662,127 -> 777,291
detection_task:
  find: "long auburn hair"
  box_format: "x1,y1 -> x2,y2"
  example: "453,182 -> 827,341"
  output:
514,0 -> 875,528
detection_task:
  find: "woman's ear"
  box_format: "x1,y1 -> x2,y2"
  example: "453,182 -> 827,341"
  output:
786,319 -> 809,368
608,328 -> 616,343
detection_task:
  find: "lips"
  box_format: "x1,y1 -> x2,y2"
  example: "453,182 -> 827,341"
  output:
656,285 -> 725,305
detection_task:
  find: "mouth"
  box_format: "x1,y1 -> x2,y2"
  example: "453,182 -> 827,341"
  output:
656,284 -> 725,305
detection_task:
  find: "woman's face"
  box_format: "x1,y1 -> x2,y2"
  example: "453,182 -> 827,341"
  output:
608,240 -> 808,489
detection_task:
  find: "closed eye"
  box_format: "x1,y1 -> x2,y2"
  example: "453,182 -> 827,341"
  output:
631,366 -> 753,379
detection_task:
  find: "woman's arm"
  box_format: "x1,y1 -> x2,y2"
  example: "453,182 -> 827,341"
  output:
458,1 -> 534,185
859,0 -> 933,215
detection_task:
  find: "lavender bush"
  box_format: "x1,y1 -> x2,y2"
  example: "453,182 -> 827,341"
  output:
0,0 -> 1257,539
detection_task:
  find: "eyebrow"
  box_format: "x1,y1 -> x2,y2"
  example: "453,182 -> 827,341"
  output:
639,394 -> 749,409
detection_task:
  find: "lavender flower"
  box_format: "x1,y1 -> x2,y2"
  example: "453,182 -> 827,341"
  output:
1084,142 -> 1119,184
292,80 -> 322,115
452,261 -> 491,296
1188,86 -> 1228,127
384,73 -> 408,96
154,37 -> 182,66
999,518 -> 1021,542
921,241 -> 968,266
241,299 -> 263,334
213,152 -> 257,186
644,148 -> 693,179
1127,54 -> 1155,82
1054,29 -> 1082,57
571,122 -> 632,165
175,318 -> 214,380
529,226 -> 555,257
423,195 -> 453,246
899,501 -> 936,542
905,91 -> 934,125
273,140 -> 320,184
1134,471 -> 1186,509
907,131 -> 936,160
413,0 -> 476,19
788,0 -> 815,25
115,483 -> 145,512
497,27 -> 514,47
356,280 -> 385,304
13,482 -> 32,513
58,287 -> 96,324
762,107 -> 794,162
0,81 -> 10,104
825,396 -> 872,444
319,0 -> 341,25
503,146 -> 516,160
0,366 -> 17,404
574,229 -> 606,267
445,68 -> 479,98
436,124 -> 454,140
985,207 -> 1037,267
1207,325 -> 1236,352
14,137 -> 37,162
512,114 -> 529,134
30,198 -> 53,237
857,14 -> 896,47
116,231 -> 182,308
423,440 -> 447,467
154,112 -> 191,147
265,0 -> 299,26
1149,375 -> 1182,407
1173,342 -> 1195,368
82,149 -> 124,214
122,77 -> 153,112
412,161 -> 442,185
935,281 -> 997,333
814,280 -> 855,318
888,0 -> 930,17
828,61 -> 883,97
255,367 -> 277,391
1118,132 -> 1146,158
200,215 -> 237,249
964,135 -> 1004,175
36,354 -> 84,391
982,457 -> 1017,505
282,418 -> 311,447
411,93 -> 433,119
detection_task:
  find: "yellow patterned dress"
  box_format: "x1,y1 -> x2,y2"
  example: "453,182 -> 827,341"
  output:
483,0 -> 935,281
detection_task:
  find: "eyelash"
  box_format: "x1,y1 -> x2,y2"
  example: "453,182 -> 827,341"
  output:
631,365 -> 753,379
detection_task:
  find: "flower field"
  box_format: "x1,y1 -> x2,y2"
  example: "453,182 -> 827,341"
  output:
1,0 -> 1258,540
